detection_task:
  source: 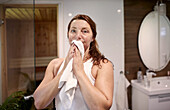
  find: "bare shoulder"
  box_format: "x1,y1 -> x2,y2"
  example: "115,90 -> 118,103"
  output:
96,60 -> 114,79
45,58 -> 64,76
92,60 -> 113,79
48,58 -> 64,66
99,60 -> 114,71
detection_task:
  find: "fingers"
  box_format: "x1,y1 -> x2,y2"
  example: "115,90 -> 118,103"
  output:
70,44 -> 77,53
69,43 -> 81,59
71,46 -> 76,54
69,44 -> 75,54
73,47 -> 81,57
66,44 -> 75,63
73,47 -> 77,57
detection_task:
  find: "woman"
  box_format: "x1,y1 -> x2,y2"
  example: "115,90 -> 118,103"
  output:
33,14 -> 114,110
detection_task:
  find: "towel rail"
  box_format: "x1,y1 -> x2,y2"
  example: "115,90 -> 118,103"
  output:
120,71 -> 123,74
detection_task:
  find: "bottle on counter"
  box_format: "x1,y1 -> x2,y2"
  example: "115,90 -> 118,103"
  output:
137,67 -> 143,83
144,75 -> 150,87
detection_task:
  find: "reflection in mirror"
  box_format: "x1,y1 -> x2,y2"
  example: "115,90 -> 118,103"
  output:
138,2 -> 170,71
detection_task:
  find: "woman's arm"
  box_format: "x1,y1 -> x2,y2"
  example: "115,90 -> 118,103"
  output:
73,48 -> 114,110
77,61 -> 114,110
33,44 -> 75,109
33,58 -> 64,109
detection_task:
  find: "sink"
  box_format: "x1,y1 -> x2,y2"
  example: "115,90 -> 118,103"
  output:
150,77 -> 170,89
131,76 -> 170,95
132,76 -> 170,110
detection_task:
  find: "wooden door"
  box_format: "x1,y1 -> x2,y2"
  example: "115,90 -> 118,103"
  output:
0,5 -> 8,102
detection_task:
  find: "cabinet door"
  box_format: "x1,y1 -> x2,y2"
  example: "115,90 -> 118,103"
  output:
149,94 -> 170,110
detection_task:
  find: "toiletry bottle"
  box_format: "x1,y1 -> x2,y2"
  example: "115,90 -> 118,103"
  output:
144,75 -> 149,87
137,67 -> 143,83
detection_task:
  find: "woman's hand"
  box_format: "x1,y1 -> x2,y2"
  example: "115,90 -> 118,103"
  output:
64,44 -> 75,67
72,47 -> 84,77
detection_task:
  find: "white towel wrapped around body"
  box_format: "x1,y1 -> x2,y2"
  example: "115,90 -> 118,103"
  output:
58,40 -> 84,109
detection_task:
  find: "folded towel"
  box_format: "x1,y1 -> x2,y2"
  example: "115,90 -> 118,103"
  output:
116,72 -> 130,110
58,40 -> 84,109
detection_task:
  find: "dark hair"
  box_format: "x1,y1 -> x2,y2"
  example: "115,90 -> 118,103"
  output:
67,14 -> 107,66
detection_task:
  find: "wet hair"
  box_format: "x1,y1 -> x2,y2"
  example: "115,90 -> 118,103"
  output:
67,14 -> 108,66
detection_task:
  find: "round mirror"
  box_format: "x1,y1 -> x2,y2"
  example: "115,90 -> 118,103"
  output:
138,3 -> 170,71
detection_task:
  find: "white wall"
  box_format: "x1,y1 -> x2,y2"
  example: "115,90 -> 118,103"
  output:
62,0 -> 124,110
62,0 -> 124,82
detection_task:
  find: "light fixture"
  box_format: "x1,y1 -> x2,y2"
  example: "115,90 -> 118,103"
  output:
117,9 -> 121,13
68,13 -> 72,17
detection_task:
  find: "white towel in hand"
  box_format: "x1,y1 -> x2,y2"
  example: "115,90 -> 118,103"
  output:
58,40 -> 84,109
116,72 -> 130,110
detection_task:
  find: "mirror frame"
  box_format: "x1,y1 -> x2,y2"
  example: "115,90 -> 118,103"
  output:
138,10 -> 170,71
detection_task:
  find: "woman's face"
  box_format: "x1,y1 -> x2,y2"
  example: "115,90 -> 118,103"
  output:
68,19 -> 93,51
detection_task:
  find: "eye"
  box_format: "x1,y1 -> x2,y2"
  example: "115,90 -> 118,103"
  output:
71,29 -> 76,33
82,29 -> 89,33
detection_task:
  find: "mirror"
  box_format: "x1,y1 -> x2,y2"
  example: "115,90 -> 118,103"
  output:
138,3 -> 170,71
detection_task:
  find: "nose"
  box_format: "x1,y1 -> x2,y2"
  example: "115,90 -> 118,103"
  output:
76,31 -> 82,40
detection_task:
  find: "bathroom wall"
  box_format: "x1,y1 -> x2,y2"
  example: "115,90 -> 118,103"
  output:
62,0 -> 124,80
61,0 -> 124,109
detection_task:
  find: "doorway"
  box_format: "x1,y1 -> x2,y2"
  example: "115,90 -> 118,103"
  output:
1,4 -> 58,109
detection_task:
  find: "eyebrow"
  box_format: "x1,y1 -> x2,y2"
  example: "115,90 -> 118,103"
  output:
71,27 -> 90,29
83,28 -> 90,31
70,27 -> 76,29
